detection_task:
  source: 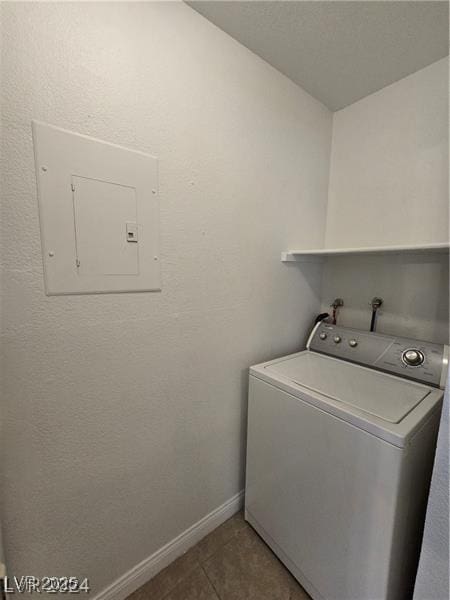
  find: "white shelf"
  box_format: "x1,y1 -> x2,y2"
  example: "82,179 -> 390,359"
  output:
281,242 -> 450,263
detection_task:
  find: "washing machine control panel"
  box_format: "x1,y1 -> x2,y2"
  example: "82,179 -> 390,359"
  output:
309,324 -> 449,389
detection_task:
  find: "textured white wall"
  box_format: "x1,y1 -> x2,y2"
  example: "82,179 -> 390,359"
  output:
321,59 -> 449,345
0,1 -> 332,595
325,58 -> 449,248
320,253 -> 449,344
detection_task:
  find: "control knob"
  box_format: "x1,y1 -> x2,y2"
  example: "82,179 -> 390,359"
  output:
402,349 -> 425,367
333,335 -> 342,344
349,339 -> 358,348
319,332 -> 327,340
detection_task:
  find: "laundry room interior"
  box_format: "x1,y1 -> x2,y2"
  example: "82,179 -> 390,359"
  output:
0,2 -> 449,600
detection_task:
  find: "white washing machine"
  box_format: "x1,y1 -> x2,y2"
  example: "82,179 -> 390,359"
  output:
245,323 -> 448,600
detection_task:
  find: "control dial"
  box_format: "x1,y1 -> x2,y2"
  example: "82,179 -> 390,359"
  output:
402,348 -> 425,367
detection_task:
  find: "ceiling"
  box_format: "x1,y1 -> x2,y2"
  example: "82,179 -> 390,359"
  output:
187,1 -> 449,111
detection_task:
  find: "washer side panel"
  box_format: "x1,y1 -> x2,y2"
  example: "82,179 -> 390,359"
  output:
245,375 -> 402,600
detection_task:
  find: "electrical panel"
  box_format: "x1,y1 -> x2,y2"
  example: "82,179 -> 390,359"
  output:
32,121 -> 160,295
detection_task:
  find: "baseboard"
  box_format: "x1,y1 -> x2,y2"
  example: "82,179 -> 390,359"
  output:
93,490 -> 244,600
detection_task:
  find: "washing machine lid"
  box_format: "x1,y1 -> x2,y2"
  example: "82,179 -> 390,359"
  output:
264,352 -> 430,424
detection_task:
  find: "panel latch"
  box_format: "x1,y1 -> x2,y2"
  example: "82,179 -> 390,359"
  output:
126,222 -> 138,243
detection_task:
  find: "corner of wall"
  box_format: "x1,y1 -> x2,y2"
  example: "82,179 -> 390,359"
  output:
322,109 -> 338,249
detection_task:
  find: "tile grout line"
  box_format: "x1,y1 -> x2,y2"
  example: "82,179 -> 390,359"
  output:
198,543 -> 230,566
199,522 -> 251,600
155,525 -> 239,600
128,515 -> 248,600
200,565 -> 221,600
156,557 -> 201,600
198,521 -> 248,569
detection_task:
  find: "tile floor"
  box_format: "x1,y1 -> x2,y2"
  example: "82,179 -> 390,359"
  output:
127,512 -> 311,600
